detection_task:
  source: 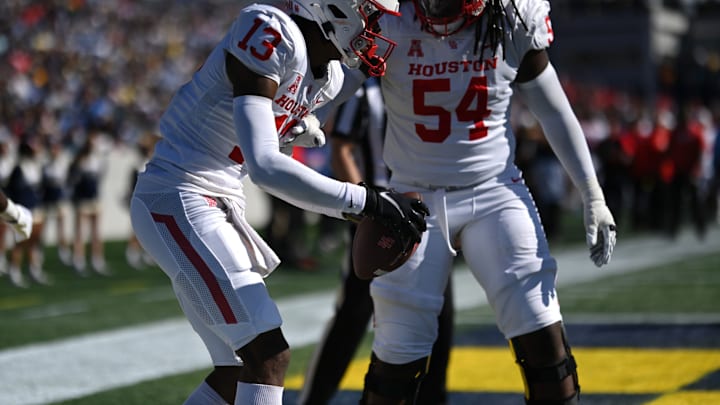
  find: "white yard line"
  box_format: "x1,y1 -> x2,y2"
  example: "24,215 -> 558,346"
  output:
1,228 -> 718,405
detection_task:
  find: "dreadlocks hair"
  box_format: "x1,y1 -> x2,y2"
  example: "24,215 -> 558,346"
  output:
474,0 -> 528,59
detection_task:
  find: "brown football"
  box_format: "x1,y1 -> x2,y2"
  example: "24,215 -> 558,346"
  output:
352,192 -> 422,280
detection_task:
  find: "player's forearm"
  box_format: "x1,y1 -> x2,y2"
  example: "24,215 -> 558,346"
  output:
517,63 -> 604,203
233,95 -> 366,218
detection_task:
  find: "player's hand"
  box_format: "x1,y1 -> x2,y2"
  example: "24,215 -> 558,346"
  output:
361,183 -> 429,245
583,200 -> 616,267
4,203 -> 33,241
281,114 -> 325,148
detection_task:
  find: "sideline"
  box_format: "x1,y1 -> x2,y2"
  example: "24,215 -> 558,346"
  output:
1,227 -> 718,405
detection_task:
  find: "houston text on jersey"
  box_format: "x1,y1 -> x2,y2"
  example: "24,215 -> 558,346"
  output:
407,57 -> 498,76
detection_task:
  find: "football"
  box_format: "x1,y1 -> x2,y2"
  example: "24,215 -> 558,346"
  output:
352,192 -> 422,280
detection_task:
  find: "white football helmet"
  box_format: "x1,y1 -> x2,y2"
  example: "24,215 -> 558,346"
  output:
412,0 -> 486,37
291,0 -> 400,76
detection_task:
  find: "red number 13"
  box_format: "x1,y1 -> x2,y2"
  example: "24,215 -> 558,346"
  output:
237,18 -> 281,61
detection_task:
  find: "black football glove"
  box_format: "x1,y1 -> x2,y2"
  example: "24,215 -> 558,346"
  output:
360,183 -> 430,246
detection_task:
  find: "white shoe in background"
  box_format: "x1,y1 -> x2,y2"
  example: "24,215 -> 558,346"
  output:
58,247 -> 73,266
74,257 -> 89,277
9,266 -> 29,288
30,266 -> 52,285
92,256 -> 111,276
126,248 -> 144,270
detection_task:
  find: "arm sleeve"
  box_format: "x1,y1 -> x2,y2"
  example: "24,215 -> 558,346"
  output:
516,63 -> 604,203
234,95 -> 366,218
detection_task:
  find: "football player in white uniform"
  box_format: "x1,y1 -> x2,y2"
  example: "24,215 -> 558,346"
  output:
128,1 -> 429,404
310,0 -> 618,403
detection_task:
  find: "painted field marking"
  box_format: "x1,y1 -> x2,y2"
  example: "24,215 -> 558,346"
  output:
1,228 -> 718,404
285,347 -> 720,394
646,391 -> 720,405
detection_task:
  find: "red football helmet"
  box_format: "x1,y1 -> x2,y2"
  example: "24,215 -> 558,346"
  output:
412,0 -> 486,37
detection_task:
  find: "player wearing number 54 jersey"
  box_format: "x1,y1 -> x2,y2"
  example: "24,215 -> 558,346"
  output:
128,1 -> 432,405
313,0 -> 618,403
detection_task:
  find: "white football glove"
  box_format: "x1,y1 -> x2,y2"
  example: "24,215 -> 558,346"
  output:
583,200 -> 616,267
1,199 -> 33,241
281,114 -> 326,148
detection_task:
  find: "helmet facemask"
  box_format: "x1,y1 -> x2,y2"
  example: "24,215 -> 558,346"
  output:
293,0 -> 400,76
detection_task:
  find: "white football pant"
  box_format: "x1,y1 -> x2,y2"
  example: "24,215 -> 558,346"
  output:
130,189 -> 283,366
370,180 -> 562,364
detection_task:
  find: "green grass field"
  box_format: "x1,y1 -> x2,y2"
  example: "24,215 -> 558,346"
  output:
2,226 -> 719,405
0,241 -> 346,349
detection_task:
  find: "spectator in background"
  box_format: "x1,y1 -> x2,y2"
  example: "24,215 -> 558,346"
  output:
67,129 -> 109,275
710,106 -> 720,224
4,134 -> 48,286
629,109 -> 672,232
517,118 -> 568,242
667,106 -> 707,239
41,136 -> 71,265
595,110 -> 634,230
0,133 -> 15,274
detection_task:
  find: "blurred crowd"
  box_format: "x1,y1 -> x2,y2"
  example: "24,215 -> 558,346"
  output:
1,0 -> 718,287
514,80 -> 720,242
0,0 -> 242,148
0,0 -> 231,286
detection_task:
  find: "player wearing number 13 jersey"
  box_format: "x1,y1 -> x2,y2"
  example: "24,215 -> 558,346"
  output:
129,1 -> 431,404
316,0 -> 619,403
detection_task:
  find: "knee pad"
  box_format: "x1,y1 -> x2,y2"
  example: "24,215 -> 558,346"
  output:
360,352 -> 429,404
510,329 -> 579,405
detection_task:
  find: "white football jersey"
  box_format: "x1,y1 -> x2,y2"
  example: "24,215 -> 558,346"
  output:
379,0 -> 554,188
147,4 -> 343,196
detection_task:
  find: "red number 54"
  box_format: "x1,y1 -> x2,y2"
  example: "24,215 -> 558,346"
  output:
413,77 -> 491,143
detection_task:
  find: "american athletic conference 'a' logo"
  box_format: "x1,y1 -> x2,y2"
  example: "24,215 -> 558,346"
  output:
408,39 -> 458,57
408,40 -> 424,57
287,74 -> 302,95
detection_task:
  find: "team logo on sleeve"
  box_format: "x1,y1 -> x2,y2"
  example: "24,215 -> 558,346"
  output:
288,74 -> 302,95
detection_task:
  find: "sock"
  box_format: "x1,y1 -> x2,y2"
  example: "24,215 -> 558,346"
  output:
235,382 -> 283,405
183,381 -> 228,405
